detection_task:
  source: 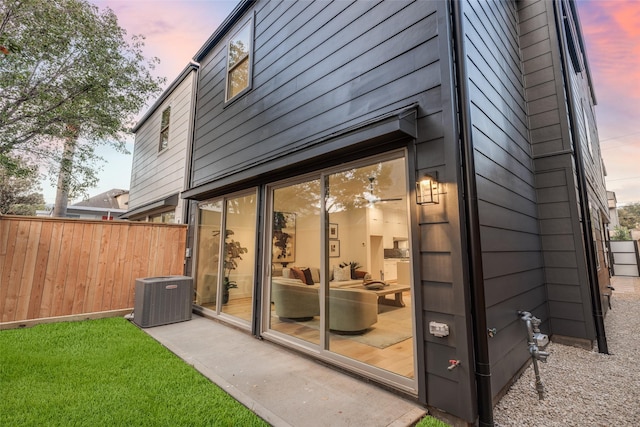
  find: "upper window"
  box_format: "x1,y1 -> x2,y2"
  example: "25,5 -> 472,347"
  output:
225,19 -> 253,102
582,104 -> 593,158
159,106 -> 171,151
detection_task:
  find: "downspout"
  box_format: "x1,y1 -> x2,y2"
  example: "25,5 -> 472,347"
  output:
251,188 -> 264,337
553,0 -> 608,354
450,1 -> 494,426
183,61 -> 200,276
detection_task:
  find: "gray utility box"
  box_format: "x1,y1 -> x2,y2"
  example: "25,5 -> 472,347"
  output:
133,276 -> 193,328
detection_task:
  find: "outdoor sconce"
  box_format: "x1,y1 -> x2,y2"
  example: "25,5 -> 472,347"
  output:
416,172 -> 440,205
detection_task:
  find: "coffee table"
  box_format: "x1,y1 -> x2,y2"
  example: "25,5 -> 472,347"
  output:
353,283 -> 411,308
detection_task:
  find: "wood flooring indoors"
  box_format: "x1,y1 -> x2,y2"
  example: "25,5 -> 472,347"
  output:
206,292 -> 415,379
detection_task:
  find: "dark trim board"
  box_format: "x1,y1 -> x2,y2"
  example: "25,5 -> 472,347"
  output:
183,106 -> 418,201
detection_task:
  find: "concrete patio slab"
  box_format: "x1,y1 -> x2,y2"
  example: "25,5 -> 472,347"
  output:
610,275 -> 640,296
143,315 -> 427,427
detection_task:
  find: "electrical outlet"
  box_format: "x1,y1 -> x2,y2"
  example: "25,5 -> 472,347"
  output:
429,321 -> 450,337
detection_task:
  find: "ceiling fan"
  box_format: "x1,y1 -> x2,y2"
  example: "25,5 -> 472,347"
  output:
358,177 -> 402,205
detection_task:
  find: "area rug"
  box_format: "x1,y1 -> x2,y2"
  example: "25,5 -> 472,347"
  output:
296,305 -> 412,349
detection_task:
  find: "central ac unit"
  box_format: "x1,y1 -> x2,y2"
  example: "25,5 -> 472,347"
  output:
133,276 -> 193,328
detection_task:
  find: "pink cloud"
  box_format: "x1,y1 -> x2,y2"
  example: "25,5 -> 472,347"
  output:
609,3 -> 640,38
580,1 -> 640,103
89,0 -> 238,85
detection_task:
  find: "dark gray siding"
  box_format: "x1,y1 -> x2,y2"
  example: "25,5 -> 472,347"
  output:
192,0 -> 440,186
414,2 -> 476,421
462,0 -> 546,396
562,1 -> 611,313
191,0 -> 476,420
518,0 -> 600,342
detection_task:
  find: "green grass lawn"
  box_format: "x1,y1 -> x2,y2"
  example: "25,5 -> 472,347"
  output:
416,415 -> 450,427
0,317 -> 268,427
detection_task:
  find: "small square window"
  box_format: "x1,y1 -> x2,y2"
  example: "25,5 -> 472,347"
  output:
582,104 -> 593,158
226,19 -> 253,102
159,106 -> 170,151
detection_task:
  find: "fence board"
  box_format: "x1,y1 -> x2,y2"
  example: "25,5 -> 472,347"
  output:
61,222 -> 83,316
114,224 -> 130,309
16,220 -> 41,320
0,215 -> 187,324
27,220 -> 52,318
0,220 -> 18,320
4,221 -> 30,321
84,222 -> 103,311
52,222 -> 74,317
91,224 -> 111,312
71,223 -> 92,314
120,225 -> 136,308
40,221 -> 64,318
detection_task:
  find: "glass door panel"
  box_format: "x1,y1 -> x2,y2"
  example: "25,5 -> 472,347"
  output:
326,157 -> 415,379
268,179 -> 322,345
195,201 -> 223,308
220,193 -> 257,322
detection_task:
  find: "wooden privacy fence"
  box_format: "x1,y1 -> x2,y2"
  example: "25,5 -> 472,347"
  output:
0,215 -> 187,325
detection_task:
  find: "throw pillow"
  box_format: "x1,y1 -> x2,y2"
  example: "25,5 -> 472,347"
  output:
354,270 -> 367,279
333,265 -> 350,281
310,267 -> 321,284
290,267 -> 307,284
302,268 -> 314,285
282,267 -> 292,279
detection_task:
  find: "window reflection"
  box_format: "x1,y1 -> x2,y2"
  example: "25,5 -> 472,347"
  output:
226,20 -> 252,100
221,194 -> 256,321
195,201 -> 223,307
265,156 -> 415,379
269,179 -> 321,345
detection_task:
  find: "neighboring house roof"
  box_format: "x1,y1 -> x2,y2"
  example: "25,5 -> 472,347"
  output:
72,189 -> 128,210
119,193 -> 179,220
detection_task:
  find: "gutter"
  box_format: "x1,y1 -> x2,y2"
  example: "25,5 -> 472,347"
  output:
450,1 -> 494,426
553,0 -> 608,354
193,0 -> 255,62
179,59 -> 201,276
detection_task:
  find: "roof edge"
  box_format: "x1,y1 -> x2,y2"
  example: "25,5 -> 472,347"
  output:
193,0 -> 255,62
132,62 -> 199,133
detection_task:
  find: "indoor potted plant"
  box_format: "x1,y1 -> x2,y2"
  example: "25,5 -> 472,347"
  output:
339,261 -> 362,280
213,229 -> 248,304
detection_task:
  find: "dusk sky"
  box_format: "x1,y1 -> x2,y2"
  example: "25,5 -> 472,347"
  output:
43,0 -> 640,207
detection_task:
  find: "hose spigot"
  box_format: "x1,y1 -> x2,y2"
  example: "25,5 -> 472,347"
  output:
447,359 -> 461,371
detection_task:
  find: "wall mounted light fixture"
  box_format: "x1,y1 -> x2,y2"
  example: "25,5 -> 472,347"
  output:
416,172 -> 440,205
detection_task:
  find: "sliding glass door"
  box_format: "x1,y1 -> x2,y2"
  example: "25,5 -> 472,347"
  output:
325,157 -> 414,378
195,191 -> 257,325
265,153 -> 416,383
268,178 -> 322,345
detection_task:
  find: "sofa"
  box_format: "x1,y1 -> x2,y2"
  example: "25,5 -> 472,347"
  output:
271,276 -> 378,333
280,266 -> 369,288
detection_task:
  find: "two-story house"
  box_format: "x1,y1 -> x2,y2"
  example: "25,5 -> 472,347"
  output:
122,63 -> 199,224
132,1 -> 612,424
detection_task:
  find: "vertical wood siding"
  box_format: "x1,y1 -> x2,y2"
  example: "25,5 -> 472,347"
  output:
0,216 -> 187,324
